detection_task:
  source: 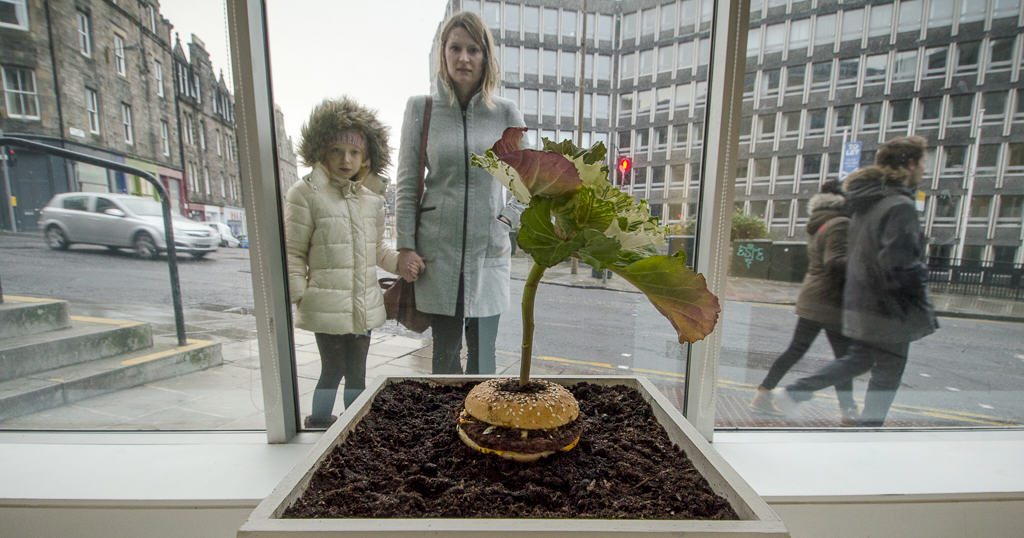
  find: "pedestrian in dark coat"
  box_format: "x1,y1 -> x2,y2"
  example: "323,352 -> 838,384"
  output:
751,180 -> 857,423
774,136 -> 938,426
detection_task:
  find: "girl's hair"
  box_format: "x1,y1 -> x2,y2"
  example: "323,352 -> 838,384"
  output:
297,96 -> 390,175
820,179 -> 844,195
435,11 -> 500,107
875,135 -> 928,169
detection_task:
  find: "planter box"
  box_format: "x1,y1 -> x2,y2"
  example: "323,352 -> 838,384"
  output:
239,376 -> 788,537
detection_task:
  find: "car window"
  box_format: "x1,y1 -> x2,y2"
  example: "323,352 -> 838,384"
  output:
95,198 -> 118,214
62,196 -> 89,211
119,197 -> 163,216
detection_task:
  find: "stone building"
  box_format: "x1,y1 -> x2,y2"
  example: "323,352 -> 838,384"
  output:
1,0 -> 181,231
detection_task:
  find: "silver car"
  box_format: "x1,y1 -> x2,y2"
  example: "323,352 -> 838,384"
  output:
40,192 -> 219,260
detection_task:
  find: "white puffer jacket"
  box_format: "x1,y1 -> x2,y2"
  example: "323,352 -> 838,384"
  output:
285,164 -> 399,335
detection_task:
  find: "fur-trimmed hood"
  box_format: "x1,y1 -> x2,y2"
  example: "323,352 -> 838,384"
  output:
843,165 -> 915,215
297,97 -> 391,177
805,192 -> 846,235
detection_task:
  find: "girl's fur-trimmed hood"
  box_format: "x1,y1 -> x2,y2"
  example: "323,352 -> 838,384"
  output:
298,97 -> 391,177
843,165 -> 915,214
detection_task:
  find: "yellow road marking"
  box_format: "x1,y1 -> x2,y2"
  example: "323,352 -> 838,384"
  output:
3,295 -> 60,304
120,339 -> 212,366
533,354 -> 1012,426
70,315 -> 144,327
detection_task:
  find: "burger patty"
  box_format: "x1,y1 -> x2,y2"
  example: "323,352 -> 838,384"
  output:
458,410 -> 583,454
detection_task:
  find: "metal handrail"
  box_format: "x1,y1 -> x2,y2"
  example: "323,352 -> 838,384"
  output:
0,135 -> 187,345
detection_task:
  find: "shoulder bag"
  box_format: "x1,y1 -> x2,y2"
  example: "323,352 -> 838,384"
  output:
381,96 -> 432,333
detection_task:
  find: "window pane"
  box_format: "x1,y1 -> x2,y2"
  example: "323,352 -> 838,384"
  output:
868,4 -> 892,37
929,0 -> 954,26
814,14 -> 835,46
841,9 -> 864,42
898,0 -> 922,31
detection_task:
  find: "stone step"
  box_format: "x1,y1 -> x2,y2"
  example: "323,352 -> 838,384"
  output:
0,296 -> 72,339
0,336 -> 223,422
0,318 -> 152,383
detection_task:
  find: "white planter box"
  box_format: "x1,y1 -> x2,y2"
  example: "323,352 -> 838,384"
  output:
239,376 -> 789,537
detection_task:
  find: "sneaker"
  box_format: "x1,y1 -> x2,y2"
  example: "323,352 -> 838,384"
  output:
769,388 -> 799,415
303,414 -> 338,430
750,387 -> 783,415
840,407 -> 860,427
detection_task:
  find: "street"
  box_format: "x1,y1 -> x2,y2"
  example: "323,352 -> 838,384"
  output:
2,231 -> 1022,427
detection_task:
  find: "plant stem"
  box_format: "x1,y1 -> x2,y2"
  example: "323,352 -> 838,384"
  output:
520,261 -> 546,387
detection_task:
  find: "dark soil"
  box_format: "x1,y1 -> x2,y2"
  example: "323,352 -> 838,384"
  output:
283,381 -> 739,520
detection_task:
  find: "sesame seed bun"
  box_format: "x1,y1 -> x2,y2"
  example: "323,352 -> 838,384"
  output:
463,378 -> 579,430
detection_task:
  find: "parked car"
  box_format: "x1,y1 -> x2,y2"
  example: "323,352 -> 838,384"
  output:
207,222 -> 241,248
39,192 -> 219,260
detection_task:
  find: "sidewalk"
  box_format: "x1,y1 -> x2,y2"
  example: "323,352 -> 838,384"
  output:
509,254 -> 1024,323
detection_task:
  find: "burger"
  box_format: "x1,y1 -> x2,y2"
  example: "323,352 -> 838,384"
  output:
456,378 -> 582,462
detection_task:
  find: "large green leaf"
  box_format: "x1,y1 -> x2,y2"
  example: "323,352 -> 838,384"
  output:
609,256 -> 721,344
576,229 -> 621,269
517,198 -> 582,268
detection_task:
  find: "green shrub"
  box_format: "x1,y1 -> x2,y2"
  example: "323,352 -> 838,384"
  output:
730,210 -> 768,240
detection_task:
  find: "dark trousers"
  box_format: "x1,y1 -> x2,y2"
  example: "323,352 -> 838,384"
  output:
431,277 -> 499,375
787,340 -> 910,426
760,317 -> 856,411
311,332 -> 370,420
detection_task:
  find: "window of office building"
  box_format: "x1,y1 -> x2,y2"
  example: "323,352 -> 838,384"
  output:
805,107 -> 827,135
678,40 -> 695,71
503,46 -> 519,79
523,5 -> 539,33
814,13 -> 836,47
483,1 -> 500,30
636,128 -> 650,149
970,195 -> 993,221
811,60 -> 832,90
994,0 -> 1021,18
748,26 -> 762,57
944,145 -> 968,171
764,22 -> 786,53
863,53 -> 888,85
596,54 -> 611,80
658,45 -> 675,73
679,0 -> 697,32
868,4 -> 892,37
948,94 -> 974,127
898,0 -> 923,32
956,41 -> 981,73
675,124 -> 689,147
597,14 -> 613,41
802,153 -> 822,179
595,94 -> 609,120
928,0 -> 954,27
758,113 -> 776,140
960,0 -> 986,24
561,9 -> 576,40
675,83 -> 692,110
989,37 -> 1015,70
698,38 -> 711,66
836,57 -> 859,88
998,195 -> 1024,220
759,68 -> 781,98
861,102 -> 882,131
892,49 -> 918,82
504,4 -> 519,33
523,88 -> 538,115
1008,143 -> 1024,168
833,105 -> 854,133
772,198 -> 792,223
782,111 -> 802,139
785,64 -> 806,95
641,7 -> 656,36
977,144 -> 1002,171
660,2 -> 676,35
790,18 -> 810,52
639,49 -> 654,77
841,8 -> 864,43
522,47 -> 538,76
560,51 -> 575,82
924,46 -> 948,78
621,52 -> 636,81
656,87 -> 672,113
622,10 -> 637,41
777,156 -> 796,180
889,99 -> 913,128
619,92 -> 634,118
543,7 -> 558,35
560,91 -> 575,120
542,90 -> 556,117
982,91 -> 1008,117
637,88 -> 652,115
543,49 -> 557,79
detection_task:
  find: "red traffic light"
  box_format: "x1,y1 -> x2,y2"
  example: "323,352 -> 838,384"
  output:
617,156 -> 632,175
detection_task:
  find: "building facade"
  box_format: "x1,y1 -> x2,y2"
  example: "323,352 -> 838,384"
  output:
1,0 -> 299,238
446,0 -> 1024,265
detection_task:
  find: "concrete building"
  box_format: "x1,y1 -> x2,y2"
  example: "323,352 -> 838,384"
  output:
445,0 -> 1024,265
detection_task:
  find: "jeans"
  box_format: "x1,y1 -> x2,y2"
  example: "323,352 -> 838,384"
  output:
760,317 -> 855,411
311,332 -> 370,421
787,339 -> 910,426
431,277 -> 500,375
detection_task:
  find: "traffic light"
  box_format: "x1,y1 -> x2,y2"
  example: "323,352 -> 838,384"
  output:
3,148 -> 15,167
616,156 -> 632,185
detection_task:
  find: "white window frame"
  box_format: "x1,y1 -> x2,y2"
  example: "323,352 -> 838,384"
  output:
1,65 -> 40,120
77,11 -> 91,57
86,87 -> 100,133
154,60 -> 164,98
147,5 -> 157,33
113,34 -> 126,76
121,102 -> 133,145
161,120 -> 170,156
0,0 -> 29,30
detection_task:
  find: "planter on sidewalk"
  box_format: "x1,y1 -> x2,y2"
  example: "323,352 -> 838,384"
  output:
238,375 -> 788,537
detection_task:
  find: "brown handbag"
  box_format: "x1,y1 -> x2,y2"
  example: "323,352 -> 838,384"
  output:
381,97 -> 432,333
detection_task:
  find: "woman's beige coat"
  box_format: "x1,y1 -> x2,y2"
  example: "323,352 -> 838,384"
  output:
285,164 -> 399,335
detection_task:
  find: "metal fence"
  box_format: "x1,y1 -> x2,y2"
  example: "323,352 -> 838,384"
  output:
927,258 -> 1024,301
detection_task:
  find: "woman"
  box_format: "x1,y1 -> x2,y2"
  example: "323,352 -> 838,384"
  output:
394,11 -> 525,375
751,179 -> 858,424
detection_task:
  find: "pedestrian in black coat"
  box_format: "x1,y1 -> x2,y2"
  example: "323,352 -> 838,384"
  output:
773,136 -> 938,426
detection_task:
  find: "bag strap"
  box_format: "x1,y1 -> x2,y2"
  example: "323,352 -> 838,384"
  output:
414,97 -> 432,243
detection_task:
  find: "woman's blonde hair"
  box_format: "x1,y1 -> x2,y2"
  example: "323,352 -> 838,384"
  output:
435,11 -> 500,107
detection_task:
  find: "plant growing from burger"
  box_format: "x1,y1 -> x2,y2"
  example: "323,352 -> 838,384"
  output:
454,128 -> 721,463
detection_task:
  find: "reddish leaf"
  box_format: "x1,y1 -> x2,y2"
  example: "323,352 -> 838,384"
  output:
491,128 -> 582,199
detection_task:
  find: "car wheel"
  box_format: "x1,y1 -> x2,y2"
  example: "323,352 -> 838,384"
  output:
133,232 -> 159,260
220,240 -> 228,247
107,246 -> 121,253
191,252 -> 208,260
45,226 -> 70,250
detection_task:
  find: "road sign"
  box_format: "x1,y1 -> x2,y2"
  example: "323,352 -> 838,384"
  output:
838,140 -> 862,181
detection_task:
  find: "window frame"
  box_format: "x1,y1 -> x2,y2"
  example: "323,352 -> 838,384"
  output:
86,87 -> 100,133
120,102 -> 133,145
77,10 -> 92,57
0,0 -> 28,30
113,34 -> 127,77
